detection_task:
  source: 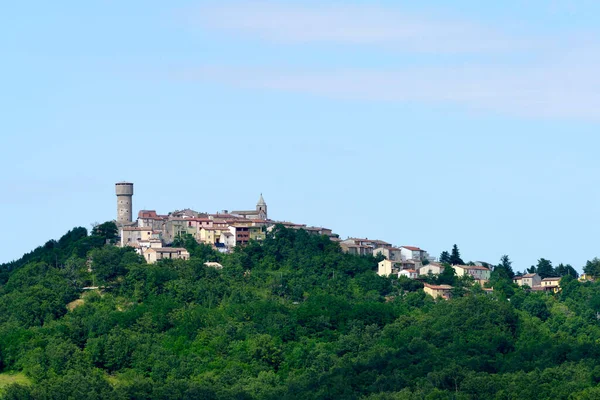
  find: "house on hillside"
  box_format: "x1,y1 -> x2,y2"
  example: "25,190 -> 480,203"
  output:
373,247 -> 403,261
540,277 -> 561,293
143,247 -> 190,264
340,241 -> 372,256
454,265 -> 491,283
579,274 -> 595,282
399,269 -> 419,279
400,259 -> 423,271
400,246 -> 425,261
378,259 -> 402,277
423,283 -> 453,300
120,226 -> 153,248
418,263 -> 444,276
513,273 -> 541,288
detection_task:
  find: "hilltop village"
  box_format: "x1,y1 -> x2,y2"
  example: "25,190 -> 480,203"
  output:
114,182 -> 572,298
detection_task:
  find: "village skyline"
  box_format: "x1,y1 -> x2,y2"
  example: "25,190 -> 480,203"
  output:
3,2 -> 600,271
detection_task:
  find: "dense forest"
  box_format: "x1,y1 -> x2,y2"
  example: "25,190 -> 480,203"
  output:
2,225 -> 600,399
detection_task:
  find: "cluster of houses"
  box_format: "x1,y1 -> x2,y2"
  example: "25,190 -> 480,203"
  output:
512,273 -> 562,293
118,194 -> 339,264
111,184 -> 579,297
371,246 -> 569,299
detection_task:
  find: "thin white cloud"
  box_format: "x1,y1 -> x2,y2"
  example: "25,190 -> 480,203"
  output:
176,2 -> 600,120
175,58 -> 600,120
190,2 -> 537,53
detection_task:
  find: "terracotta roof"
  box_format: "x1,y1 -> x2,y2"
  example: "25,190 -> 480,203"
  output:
402,246 -> 422,251
424,283 -> 453,290
523,273 -> 538,278
542,277 -> 561,282
138,210 -> 158,218
371,240 -> 392,245
455,265 -> 490,271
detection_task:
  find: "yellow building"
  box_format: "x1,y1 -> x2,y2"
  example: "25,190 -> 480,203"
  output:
540,277 -> 561,293
579,274 -> 595,282
248,225 -> 266,242
199,228 -> 217,245
423,283 -> 453,300
377,259 -> 402,277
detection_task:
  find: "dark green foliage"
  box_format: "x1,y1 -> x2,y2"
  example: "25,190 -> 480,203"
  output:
437,264 -> 456,285
450,244 -> 464,265
555,263 -> 578,278
173,233 -> 221,262
2,225 -> 600,399
495,255 -> 515,279
530,258 -> 555,279
90,246 -> 142,285
439,251 -> 451,264
91,221 -> 118,242
584,258 -> 600,277
396,276 -> 424,292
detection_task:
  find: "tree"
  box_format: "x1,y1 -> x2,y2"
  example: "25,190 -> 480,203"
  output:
495,255 -> 515,279
449,244 -> 464,265
91,221 -> 118,242
439,251 -> 451,264
533,258 -> 554,279
90,246 -> 142,284
555,263 -> 578,278
583,258 -> 600,277
438,265 -> 456,285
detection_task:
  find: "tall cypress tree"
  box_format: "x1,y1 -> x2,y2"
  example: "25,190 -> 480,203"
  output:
496,255 -> 515,278
449,244 -> 464,265
439,251 -> 451,264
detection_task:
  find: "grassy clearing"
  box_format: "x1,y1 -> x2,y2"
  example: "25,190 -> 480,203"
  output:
0,372 -> 31,393
66,298 -> 85,311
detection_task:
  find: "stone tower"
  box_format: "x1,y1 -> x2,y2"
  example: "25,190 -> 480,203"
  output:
256,193 -> 267,220
115,182 -> 134,225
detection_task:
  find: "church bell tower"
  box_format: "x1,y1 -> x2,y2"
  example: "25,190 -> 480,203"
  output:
256,194 -> 267,220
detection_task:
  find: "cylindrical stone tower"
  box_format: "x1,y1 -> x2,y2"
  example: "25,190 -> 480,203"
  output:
115,182 -> 134,225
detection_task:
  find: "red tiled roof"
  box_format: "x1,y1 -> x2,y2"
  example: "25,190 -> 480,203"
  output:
455,265 -> 490,271
402,246 -> 422,251
424,283 -> 453,290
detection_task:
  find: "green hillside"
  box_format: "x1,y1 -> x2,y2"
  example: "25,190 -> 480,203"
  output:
1,225 -> 600,399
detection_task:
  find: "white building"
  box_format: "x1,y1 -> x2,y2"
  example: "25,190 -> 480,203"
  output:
399,269 -> 419,279
418,263 -> 444,276
400,246 -> 432,261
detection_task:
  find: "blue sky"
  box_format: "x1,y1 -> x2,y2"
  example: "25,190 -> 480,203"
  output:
2,1 -> 600,272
